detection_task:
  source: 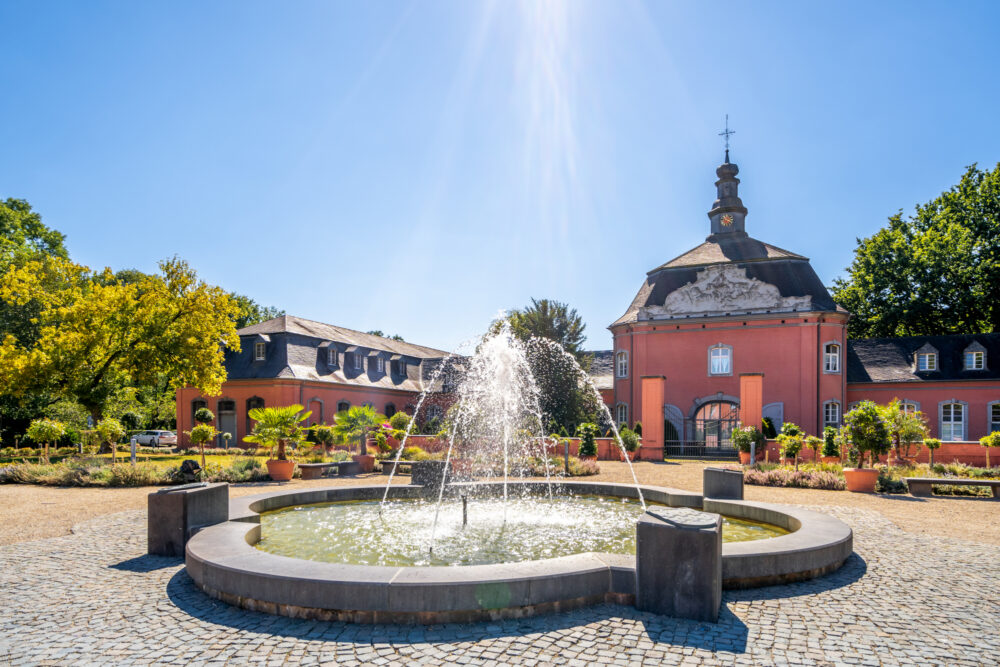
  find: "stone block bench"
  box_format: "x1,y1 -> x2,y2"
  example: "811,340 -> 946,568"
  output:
299,461 -> 362,480
907,477 -> 1000,498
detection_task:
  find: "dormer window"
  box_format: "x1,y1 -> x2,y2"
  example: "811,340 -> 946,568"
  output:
917,353 -> 937,371
376,357 -> 385,373
965,351 -> 984,370
353,353 -> 362,370
327,348 -> 337,366
392,359 -> 407,376
254,341 -> 266,361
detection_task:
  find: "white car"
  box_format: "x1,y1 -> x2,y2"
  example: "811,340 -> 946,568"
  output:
135,430 -> 177,447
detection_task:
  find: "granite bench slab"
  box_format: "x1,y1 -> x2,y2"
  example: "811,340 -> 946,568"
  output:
907,477 -> 1000,498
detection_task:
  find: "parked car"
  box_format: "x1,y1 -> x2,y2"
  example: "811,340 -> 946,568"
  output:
135,430 -> 177,447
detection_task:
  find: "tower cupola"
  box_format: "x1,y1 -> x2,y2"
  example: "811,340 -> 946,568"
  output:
707,157 -> 748,238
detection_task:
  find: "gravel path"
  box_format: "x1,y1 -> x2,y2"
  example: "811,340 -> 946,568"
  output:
1,504 -> 998,665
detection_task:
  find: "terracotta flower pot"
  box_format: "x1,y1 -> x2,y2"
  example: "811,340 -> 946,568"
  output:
353,454 -> 375,473
821,456 -> 841,464
843,467 -> 879,493
266,459 -> 295,482
619,449 -> 639,462
579,455 -> 597,462
738,451 -> 752,464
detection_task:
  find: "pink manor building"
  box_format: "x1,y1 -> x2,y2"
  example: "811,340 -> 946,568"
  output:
606,156 -> 1000,464
178,155 -> 1000,465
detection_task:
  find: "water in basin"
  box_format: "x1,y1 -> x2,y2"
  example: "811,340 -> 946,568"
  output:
255,496 -> 788,567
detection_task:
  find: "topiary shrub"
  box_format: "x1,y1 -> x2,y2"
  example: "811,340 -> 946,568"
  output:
979,431 -> 1000,468
389,411 -> 411,431
923,437 -> 941,466
194,407 -> 215,425
843,401 -> 891,468
576,423 -> 598,458
632,422 -> 642,437
822,426 -> 839,457
618,427 -> 639,453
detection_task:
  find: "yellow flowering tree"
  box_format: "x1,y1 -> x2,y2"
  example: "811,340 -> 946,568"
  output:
0,256 -> 240,419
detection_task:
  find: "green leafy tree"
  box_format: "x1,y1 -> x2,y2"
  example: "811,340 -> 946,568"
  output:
185,423 -> 217,468
492,299 -> 599,432
230,293 -> 284,329
96,417 -> 126,464
365,330 -> 404,341
923,437 -> 941,466
244,405 -> 311,461
881,399 -> 929,463
843,401 -> 891,468
832,163 -> 1000,337
333,405 -> 386,455
980,431 -> 1000,468
0,257 -> 240,419
25,417 -> 65,462
0,198 -> 67,265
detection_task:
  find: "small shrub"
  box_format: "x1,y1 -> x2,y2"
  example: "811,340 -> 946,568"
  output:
618,428 -> 639,453
389,412 -> 411,431
822,427 -> 839,457
761,417 -> 777,439
744,467 -> 845,490
876,468 -> 907,494
402,446 -> 431,461
632,422 -> 642,437
576,423 -> 598,458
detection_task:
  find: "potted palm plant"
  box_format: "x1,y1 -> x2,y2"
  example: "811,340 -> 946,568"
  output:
842,401 -> 891,492
245,404 -> 311,482
333,405 -> 385,473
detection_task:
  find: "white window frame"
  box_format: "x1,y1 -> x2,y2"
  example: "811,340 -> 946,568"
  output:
940,401 -> 966,442
823,342 -> 841,373
376,357 -> 385,373
917,353 -> 937,371
353,353 -> 362,370
989,401 -> 1000,434
964,350 -> 985,370
708,344 -> 733,376
823,400 -> 841,428
327,348 -> 337,365
254,341 -> 266,361
900,402 -> 918,416
615,350 -> 629,378
615,403 -> 628,426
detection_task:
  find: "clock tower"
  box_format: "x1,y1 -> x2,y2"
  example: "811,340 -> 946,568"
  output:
707,158 -> 748,237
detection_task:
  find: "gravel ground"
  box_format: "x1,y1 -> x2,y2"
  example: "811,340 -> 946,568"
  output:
1,461 -> 999,546
2,503 -> 999,665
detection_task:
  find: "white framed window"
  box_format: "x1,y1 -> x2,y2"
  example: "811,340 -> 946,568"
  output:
823,343 -> 840,373
900,402 -> 918,416
376,357 -> 385,373
616,403 -> 628,426
964,351 -> 985,370
615,351 -> 628,378
917,353 -> 937,371
254,341 -> 266,361
990,402 -> 1000,434
941,402 -> 965,441
353,353 -> 362,370
823,401 -> 841,427
709,344 -> 732,375
327,348 -> 337,365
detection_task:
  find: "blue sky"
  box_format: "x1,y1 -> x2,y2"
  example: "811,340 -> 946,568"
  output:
2,1 -> 998,352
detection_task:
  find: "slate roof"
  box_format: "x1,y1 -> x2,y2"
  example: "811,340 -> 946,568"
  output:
846,333 -> 1000,384
611,233 -> 841,327
227,316 -> 453,392
586,350 -> 614,391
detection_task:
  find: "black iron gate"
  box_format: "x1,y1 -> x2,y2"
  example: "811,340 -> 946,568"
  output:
663,415 -> 740,460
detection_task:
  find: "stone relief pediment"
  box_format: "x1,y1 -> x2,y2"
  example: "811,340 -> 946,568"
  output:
638,264 -> 812,319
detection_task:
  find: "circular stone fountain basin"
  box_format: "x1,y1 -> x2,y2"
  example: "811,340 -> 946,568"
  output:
256,497 -> 788,567
185,481 -> 853,624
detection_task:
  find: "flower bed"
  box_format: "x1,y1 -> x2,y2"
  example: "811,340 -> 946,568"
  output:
744,466 -> 846,490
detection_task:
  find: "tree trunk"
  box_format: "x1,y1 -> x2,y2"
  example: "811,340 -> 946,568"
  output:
200,443 -> 206,469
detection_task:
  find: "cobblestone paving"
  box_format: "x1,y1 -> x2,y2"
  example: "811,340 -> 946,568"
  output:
1,506 -> 998,666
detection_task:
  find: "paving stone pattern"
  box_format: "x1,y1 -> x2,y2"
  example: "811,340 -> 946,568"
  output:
1,506 -> 998,665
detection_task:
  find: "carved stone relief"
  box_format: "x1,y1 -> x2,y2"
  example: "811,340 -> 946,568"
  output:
638,264 -> 811,319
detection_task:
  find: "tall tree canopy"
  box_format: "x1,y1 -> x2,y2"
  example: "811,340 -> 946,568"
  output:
0,199 -> 67,265
231,293 -> 285,329
493,298 -> 600,432
0,256 -> 240,418
832,164 -> 1000,337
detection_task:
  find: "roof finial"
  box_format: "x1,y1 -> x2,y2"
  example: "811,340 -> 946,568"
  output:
718,114 -> 734,163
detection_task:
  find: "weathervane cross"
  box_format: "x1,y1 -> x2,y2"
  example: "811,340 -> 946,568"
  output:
718,114 -> 735,162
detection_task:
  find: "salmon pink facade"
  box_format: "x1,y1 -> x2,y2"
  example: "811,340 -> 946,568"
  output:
605,156 -> 1000,462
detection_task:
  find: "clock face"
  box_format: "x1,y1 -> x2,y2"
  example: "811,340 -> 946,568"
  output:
721,214 -> 734,227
